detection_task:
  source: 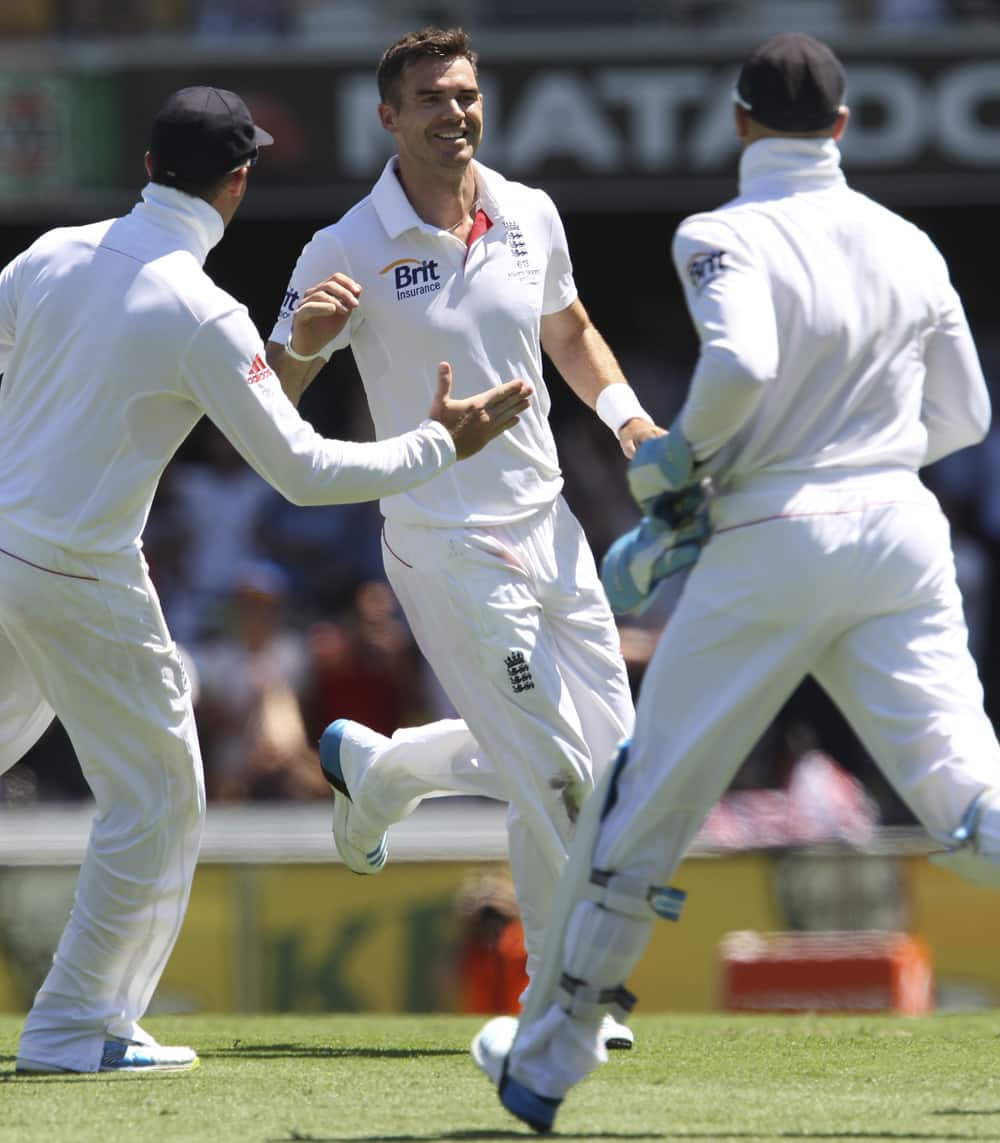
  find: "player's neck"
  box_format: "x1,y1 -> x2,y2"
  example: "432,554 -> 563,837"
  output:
394,159 -> 477,233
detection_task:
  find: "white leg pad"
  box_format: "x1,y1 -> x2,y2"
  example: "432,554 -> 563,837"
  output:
586,868 -> 686,921
508,743 -> 685,1097
560,900 -> 652,1014
557,971 -> 635,1023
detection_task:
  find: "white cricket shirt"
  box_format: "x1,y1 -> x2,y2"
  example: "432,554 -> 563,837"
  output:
270,158 -> 577,528
673,137 -> 990,486
0,183 -> 456,556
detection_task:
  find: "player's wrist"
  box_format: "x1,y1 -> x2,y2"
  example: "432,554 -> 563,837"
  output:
595,384 -> 652,435
284,327 -> 324,363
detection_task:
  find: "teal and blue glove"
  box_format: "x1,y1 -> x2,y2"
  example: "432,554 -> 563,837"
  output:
601,483 -> 711,615
627,429 -> 695,515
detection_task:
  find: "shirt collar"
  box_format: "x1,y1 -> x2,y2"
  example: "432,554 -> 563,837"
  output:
371,157 -> 503,238
738,137 -> 846,197
133,182 -> 226,265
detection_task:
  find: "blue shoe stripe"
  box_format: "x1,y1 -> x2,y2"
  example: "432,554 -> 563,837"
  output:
319,719 -> 350,796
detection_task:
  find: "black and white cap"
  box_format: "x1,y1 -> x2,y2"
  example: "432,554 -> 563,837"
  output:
734,33 -> 846,133
149,86 -> 274,183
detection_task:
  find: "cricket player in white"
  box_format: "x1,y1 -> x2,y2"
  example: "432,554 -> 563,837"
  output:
267,28 -> 657,1050
472,34 -> 1000,1132
0,85 -> 529,1076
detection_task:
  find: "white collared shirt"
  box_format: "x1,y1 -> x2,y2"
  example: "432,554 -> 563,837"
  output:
270,157 -> 578,527
0,183 -> 456,555
672,137 -> 989,487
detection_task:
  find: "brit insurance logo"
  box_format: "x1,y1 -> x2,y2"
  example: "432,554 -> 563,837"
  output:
686,249 -> 727,293
278,285 -> 300,322
380,258 -> 442,301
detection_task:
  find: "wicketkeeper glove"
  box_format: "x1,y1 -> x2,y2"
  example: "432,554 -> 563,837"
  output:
627,428 -> 695,515
601,483 -> 712,616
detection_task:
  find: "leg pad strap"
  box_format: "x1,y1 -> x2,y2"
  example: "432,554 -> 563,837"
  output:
585,868 -> 687,922
558,972 -> 636,1023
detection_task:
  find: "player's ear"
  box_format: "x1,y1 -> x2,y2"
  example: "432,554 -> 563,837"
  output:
144,152 -> 153,178
223,167 -> 246,195
378,102 -> 397,134
831,106 -> 849,142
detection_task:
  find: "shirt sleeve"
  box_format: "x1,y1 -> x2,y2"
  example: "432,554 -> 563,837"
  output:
268,228 -> 360,359
920,249 -> 990,465
0,248 -> 23,375
541,193 -> 578,316
672,215 -> 780,461
185,305 -> 455,506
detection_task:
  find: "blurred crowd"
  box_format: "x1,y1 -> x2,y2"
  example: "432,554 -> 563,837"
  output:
1,0 -> 1000,39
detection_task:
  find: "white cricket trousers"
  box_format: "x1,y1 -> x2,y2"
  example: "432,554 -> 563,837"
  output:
379,496 -> 635,978
510,469 -> 1000,1097
0,519 -> 205,1072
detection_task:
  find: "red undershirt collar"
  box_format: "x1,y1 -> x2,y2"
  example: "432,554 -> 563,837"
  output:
467,206 -> 492,247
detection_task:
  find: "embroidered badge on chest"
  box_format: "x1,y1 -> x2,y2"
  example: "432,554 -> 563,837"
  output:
504,650 -> 535,693
503,218 -> 537,283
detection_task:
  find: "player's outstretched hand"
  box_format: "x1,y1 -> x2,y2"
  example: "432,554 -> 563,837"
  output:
287,272 -> 363,358
429,363 -> 533,460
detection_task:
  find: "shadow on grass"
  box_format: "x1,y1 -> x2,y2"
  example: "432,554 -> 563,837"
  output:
281,1135 -> 1000,1142
262,1132 -> 1000,1143
934,1108 -> 1000,1116
265,1133 -> 664,1142
263,1129 -> 1000,1142
203,1042 -> 467,1060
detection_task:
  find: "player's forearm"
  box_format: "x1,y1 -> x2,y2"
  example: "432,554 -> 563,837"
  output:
264,339 -> 324,408
679,346 -> 770,461
550,325 -> 630,411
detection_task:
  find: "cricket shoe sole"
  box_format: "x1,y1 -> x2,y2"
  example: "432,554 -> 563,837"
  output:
601,1013 -> 635,1050
15,1039 -> 199,1076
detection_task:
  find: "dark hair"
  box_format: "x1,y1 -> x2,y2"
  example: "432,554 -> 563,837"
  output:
376,26 -> 478,107
148,165 -> 235,203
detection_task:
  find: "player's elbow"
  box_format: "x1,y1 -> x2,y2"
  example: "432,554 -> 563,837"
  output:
268,472 -> 323,507
702,338 -> 777,390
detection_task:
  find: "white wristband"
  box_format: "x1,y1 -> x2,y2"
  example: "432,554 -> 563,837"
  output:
284,331 -> 324,363
595,384 -> 652,434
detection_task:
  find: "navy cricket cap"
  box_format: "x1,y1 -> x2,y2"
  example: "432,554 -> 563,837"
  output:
735,34 -> 846,133
149,86 -> 274,183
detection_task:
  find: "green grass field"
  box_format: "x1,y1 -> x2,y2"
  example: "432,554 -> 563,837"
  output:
2,1012 -> 999,1143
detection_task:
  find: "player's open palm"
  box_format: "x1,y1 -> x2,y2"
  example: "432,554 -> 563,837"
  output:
429,363 -> 532,459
